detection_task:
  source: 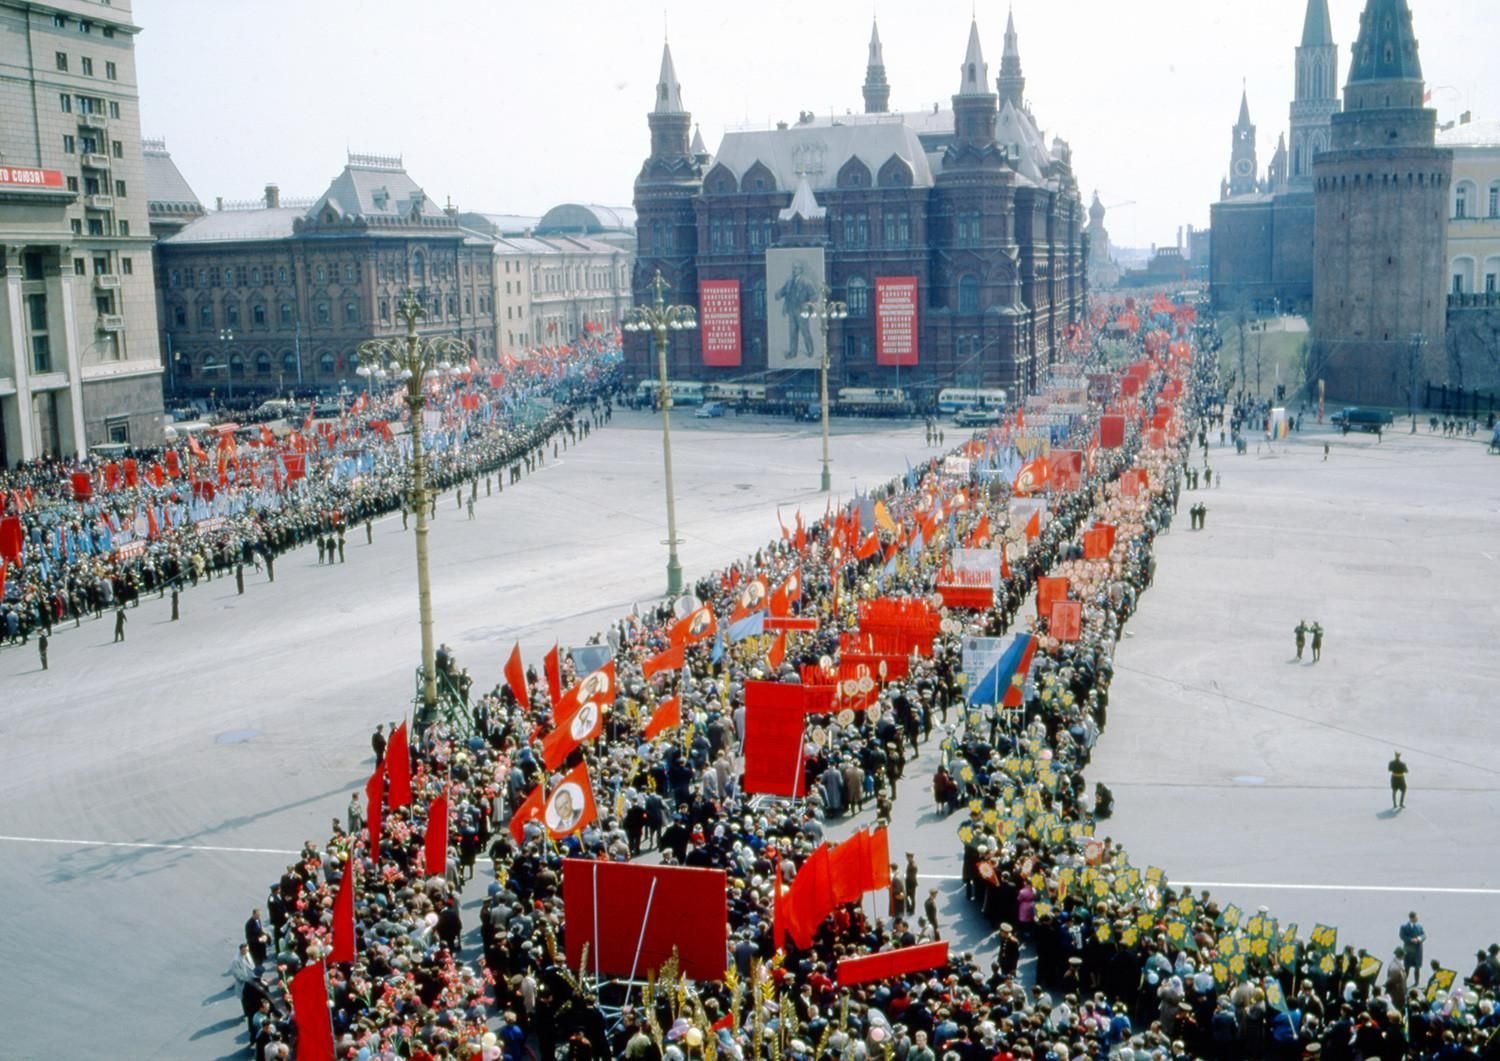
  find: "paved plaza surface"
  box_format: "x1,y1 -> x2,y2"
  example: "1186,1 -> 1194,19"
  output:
1092,421 -> 1500,979
0,410 -> 1495,1055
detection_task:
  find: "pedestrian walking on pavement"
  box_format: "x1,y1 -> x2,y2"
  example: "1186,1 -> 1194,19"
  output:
113,605 -> 127,642
1310,621 -> 1323,661
1294,620 -> 1308,660
365,519 -> 373,545
37,632 -> 48,670
171,587 -> 180,621
467,497 -> 476,520
1389,751 -> 1408,809
1400,912 -> 1426,982
236,563 -> 245,595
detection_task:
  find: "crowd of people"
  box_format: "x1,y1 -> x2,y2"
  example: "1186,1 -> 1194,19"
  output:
0,352 -> 624,653
228,327 -> 1500,1061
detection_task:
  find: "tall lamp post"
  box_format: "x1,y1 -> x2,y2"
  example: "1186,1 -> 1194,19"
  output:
622,269 -> 697,597
356,292 -> 467,716
800,289 -> 848,493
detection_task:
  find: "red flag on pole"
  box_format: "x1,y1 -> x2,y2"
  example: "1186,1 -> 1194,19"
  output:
509,784 -> 546,844
504,643 -> 528,710
867,826 -> 892,890
642,643 -> 685,681
289,960 -> 336,1061
385,721 -> 412,809
767,629 -> 787,671
329,863 -> 355,965
544,644 -> 562,706
544,762 -> 597,840
364,768 -> 383,856
643,695 -> 681,741
424,787 -> 449,878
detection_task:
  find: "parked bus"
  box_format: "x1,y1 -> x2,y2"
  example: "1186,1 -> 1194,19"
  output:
937,387 -> 1008,414
633,379 -> 708,408
836,387 -> 913,418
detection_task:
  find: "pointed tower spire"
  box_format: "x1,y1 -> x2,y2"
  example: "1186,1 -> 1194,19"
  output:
1345,0 -> 1423,87
958,18 -> 988,96
863,18 -> 891,114
1301,0 -> 1334,46
1237,85 -> 1252,127
654,41 -> 684,114
997,6 -> 1026,110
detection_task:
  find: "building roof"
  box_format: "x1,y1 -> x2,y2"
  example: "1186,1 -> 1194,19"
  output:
995,99 -> 1050,183
141,139 -> 201,212
1301,0 -> 1335,48
958,19 -> 989,97
536,203 -> 637,234
779,177 -> 826,221
655,42 -> 684,115
162,207 -> 303,244
1436,118 -> 1500,148
712,121 -> 934,193
1346,0 -> 1423,84
492,235 -> 624,258
308,153 -> 444,224
461,212 -> 542,236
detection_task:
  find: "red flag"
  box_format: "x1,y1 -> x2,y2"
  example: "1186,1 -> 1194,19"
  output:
364,767 -> 383,856
836,942 -> 950,988
289,961 -> 336,1061
329,863 -> 355,964
385,721 -> 412,809
669,605 -> 716,647
829,829 -> 871,905
643,695 -> 681,741
187,434 -> 207,462
555,661 -> 616,724
855,531 -> 880,561
787,844 -> 835,948
509,785 -> 546,844
540,693 -> 606,770
1024,509 -> 1041,541
1000,546 -> 1012,580
424,787 -> 449,878
867,826 -> 892,890
544,644 -> 562,706
544,762 -> 596,840
504,643 -> 528,710
642,643 -> 684,681
1013,458 -> 1051,497
767,630 -> 787,671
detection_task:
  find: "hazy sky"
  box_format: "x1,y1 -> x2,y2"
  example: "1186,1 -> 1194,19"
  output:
133,0 -> 1492,250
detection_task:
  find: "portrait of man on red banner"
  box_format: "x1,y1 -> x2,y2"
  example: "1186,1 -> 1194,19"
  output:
699,279 -> 742,367
875,277 -> 919,366
1050,599 -> 1083,642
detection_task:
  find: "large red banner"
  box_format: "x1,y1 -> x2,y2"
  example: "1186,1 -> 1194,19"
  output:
875,277 -> 919,366
1099,415 -> 1125,449
699,280 -> 742,367
742,683 -> 813,797
836,942 -> 950,987
562,860 -> 728,982
1049,599 -> 1082,642
0,166 -> 64,189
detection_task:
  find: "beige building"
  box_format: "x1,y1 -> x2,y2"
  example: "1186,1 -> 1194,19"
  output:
1439,116 -> 1500,299
0,0 -> 164,463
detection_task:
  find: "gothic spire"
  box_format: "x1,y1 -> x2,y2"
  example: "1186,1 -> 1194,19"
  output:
997,6 -> 1025,110
863,18 -> 891,113
1237,85 -> 1252,127
654,41 -> 685,114
1301,0 -> 1334,47
958,19 -> 989,97
1346,0 -> 1423,85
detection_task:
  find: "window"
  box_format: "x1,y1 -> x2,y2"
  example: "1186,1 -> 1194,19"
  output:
63,134 -> 76,154
80,134 -> 97,155
32,336 -> 52,374
223,267 -> 236,287
252,303 -> 266,325
106,419 -> 129,444
1455,185 -> 1468,219
114,179 -> 126,197
78,19 -> 91,34
225,302 -> 239,327
250,267 -> 262,286
446,295 -> 457,317
1452,274 -> 1464,296
70,219 -> 82,235
73,258 -> 87,276
93,256 -> 107,274
197,268 -> 209,288
318,351 -> 336,375
96,293 -> 113,315
1490,184 -> 1500,219
80,57 -> 93,76
28,294 -> 49,330
282,351 -> 298,375
103,26 -> 115,39
84,176 -> 100,195
86,218 -> 104,236
344,301 -> 359,324
316,301 -> 330,323
280,303 -> 294,325
172,305 -> 186,327
105,61 -> 116,80
959,275 -> 980,314
277,266 -> 288,285
121,257 -> 132,275
229,354 -> 245,379
53,14 -> 66,27
117,219 -> 128,236
847,277 -> 869,318
108,100 -> 119,119
1487,273 -> 1497,295
59,93 -> 72,113
379,298 -> 390,321
66,176 -> 78,192
315,264 -> 326,284
255,352 -> 271,376
343,263 -> 355,284
111,140 -> 123,158
411,254 -> 424,281
56,52 -> 68,72
168,268 -> 180,287
750,279 -> 766,321
883,210 -> 911,247
199,303 -> 214,327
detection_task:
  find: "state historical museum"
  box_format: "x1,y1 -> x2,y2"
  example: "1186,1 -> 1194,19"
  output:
625,13 -> 1087,402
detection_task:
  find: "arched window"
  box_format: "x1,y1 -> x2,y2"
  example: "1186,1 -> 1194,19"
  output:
254,351 -> 271,375
846,276 -> 869,318
1489,183 -> 1500,219
228,352 -> 245,379
250,267 -> 262,286
318,351 -> 336,375
412,253 -> 425,281
199,302 -> 213,328
282,351 -> 299,376
958,275 -> 980,314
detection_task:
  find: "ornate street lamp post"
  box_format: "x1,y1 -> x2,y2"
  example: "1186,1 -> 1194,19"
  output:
800,289 -> 847,493
357,292 -> 467,715
622,270 -> 697,597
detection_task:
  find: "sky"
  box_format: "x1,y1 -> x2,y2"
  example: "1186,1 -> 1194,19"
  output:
132,0 -> 1493,251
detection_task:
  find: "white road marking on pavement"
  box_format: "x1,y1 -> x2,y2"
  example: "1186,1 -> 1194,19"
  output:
918,874 -> 1500,895
0,834 -> 298,855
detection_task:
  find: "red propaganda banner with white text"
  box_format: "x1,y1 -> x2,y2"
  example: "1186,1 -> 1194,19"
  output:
875,277 -> 919,366
562,860 -> 728,982
0,166 -> 64,189
699,280 -> 742,367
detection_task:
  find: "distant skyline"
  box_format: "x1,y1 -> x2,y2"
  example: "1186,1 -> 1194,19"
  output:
133,0 -> 1492,251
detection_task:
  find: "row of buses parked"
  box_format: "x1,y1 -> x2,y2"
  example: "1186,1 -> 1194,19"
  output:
630,380 -> 1007,419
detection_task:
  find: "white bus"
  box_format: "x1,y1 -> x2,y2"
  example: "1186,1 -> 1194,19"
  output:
937,387 -> 1008,414
705,382 -> 767,405
634,379 -> 708,407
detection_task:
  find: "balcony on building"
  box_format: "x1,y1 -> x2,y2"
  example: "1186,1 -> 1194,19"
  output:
98,314 -> 125,332
77,112 -> 107,132
94,273 -> 121,291
85,193 -> 114,211
81,153 -> 111,170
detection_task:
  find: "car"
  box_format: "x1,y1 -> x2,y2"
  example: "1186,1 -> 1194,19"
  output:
954,407 -> 1002,427
694,402 -> 726,419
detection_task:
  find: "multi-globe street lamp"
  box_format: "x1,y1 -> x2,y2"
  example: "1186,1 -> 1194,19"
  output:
800,289 -> 848,493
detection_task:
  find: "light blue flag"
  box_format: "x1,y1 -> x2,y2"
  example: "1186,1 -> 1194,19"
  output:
726,612 -> 766,643
710,628 -> 726,664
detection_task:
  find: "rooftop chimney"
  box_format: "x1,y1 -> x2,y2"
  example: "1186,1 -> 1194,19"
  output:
265,183 -> 280,209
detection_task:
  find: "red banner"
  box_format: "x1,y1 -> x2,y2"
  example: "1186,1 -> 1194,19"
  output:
743,682 -> 835,797
875,277 -> 919,366
1099,414 -> 1125,449
764,615 -> 818,632
1049,599 -> 1082,642
0,166 -> 64,188
699,280 -> 742,367
1082,529 -> 1111,560
1036,576 -> 1069,618
836,942 -> 950,987
563,860 -> 728,982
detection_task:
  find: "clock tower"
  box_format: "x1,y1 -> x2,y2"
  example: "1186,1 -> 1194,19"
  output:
1226,87 -> 1259,197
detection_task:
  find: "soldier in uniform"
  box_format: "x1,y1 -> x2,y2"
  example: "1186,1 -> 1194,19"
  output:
1310,622 -> 1323,662
1294,620 -> 1308,660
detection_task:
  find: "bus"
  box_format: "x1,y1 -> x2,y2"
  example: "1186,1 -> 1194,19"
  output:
937,387 -> 1008,415
633,379 -> 708,408
836,387 -> 913,418
704,382 -> 767,407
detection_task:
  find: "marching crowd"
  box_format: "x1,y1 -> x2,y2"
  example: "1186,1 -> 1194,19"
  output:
0,360 -> 623,653
228,335 -> 1500,1061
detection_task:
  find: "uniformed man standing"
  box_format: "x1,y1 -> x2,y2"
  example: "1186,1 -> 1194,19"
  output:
1294,621 -> 1308,660
171,586 -> 180,621
1388,751 -> 1408,809
37,632 -> 48,671
1310,622 -> 1324,662
113,605 -> 127,643
236,563 -> 245,595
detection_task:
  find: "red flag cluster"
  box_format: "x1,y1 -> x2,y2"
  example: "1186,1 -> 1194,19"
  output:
776,827 -> 891,949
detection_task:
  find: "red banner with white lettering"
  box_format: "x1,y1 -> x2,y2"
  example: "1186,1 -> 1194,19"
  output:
875,277 -> 919,366
699,280 -> 742,367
